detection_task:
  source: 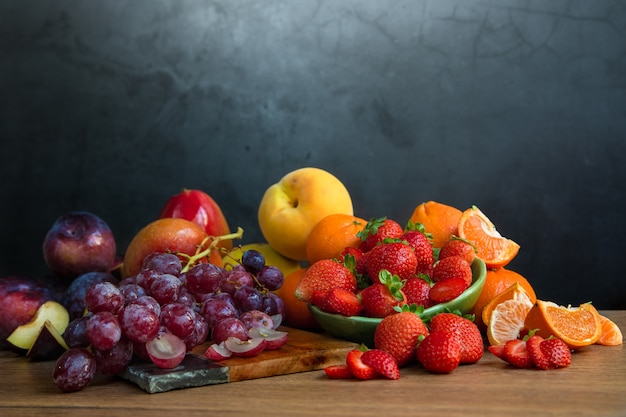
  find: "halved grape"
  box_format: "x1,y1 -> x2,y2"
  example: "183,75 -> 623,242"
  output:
145,332 -> 186,369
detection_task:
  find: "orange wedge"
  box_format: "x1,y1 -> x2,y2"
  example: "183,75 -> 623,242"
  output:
481,282 -> 532,328
524,300 -> 603,349
486,290 -> 534,346
458,206 -> 520,269
596,315 -> 623,346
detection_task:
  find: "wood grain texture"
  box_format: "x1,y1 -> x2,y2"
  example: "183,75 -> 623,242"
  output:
0,311 -> 624,417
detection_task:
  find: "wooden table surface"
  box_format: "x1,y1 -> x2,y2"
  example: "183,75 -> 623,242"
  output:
0,310 -> 624,417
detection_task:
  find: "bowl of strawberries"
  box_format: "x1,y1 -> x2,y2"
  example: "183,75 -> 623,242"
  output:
306,257 -> 486,347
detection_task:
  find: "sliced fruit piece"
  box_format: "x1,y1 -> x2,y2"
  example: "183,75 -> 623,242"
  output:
482,282 -> 531,328
324,364 -> 353,379
204,341 -> 232,361
457,206 -> 520,269
247,327 -> 288,350
524,300 -> 603,349
224,336 -> 266,358
27,320 -> 70,360
596,315 -> 623,346
486,290 -> 534,346
6,301 -> 69,352
145,333 -> 187,368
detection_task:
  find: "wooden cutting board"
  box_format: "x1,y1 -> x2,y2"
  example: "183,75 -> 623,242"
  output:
120,327 -> 358,393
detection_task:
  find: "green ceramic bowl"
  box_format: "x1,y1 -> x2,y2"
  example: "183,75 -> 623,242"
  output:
308,257 -> 487,347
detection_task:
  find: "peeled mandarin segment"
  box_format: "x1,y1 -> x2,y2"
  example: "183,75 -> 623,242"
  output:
597,315 -> 624,346
458,207 -> 520,269
481,282 -> 528,327
486,291 -> 533,346
524,300 -> 603,349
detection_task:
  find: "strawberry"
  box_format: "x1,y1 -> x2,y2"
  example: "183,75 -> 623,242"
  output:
438,237 -> 476,265
429,312 -> 483,363
527,335 -> 571,370
373,306 -> 429,366
323,364 -> 353,379
360,349 -> 401,380
339,247 -> 363,264
429,277 -> 469,304
357,217 -> 403,253
360,270 -> 406,318
366,240 -> 418,281
346,349 -> 376,380
400,228 -> 434,276
402,276 -> 433,308
502,339 -> 533,368
294,259 -> 357,304
525,334 -> 550,369
487,343 -> 505,360
321,287 -> 362,317
416,330 -> 461,373
432,256 -> 473,286
539,338 -> 572,369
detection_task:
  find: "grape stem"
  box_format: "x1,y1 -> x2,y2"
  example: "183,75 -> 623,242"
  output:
179,227 -> 244,273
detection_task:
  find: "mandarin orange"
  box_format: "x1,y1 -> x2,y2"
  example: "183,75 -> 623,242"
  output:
276,268 -> 320,330
305,213 -> 367,264
409,201 -> 463,248
596,315 -> 623,346
470,267 -> 536,330
486,290 -> 534,346
457,206 -> 520,269
523,300 -> 603,349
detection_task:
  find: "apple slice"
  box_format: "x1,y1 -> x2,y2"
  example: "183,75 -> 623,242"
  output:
6,301 -> 69,353
27,320 -> 70,360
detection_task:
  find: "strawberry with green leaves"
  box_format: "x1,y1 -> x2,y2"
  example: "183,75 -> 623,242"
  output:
416,330 -> 461,373
402,221 -> 435,276
373,304 -> 429,366
360,270 -> 406,318
294,259 -> 356,304
438,236 -> 476,265
526,334 -> 572,370
402,276 -> 433,308
365,240 -> 418,281
432,255 -> 473,286
357,217 -> 403,253
429,312 -> 483,364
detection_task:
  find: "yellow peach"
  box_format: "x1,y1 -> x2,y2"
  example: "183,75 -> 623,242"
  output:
257,167 -> 353,261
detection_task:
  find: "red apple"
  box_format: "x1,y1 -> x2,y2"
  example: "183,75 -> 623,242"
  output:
159,189 -> 233,250
0,276 -> 57,348
43,211 -> 117,283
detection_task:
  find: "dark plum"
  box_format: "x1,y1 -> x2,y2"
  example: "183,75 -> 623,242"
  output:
43,211 -> 117,283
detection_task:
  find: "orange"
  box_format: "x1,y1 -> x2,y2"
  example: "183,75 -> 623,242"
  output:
305,213 -> 367,264
524,300 -> 603,349
276,268 -> 320,330
409,201 -> 463,248
596,315 -> 623,346
470,267 -> 536,330
121,218 -> 224,278
457,206 -> 520,269
486,290 -> 534,346
481,282 -> 532,328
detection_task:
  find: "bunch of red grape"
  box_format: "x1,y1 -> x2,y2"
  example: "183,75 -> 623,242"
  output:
53,249 -> 287,393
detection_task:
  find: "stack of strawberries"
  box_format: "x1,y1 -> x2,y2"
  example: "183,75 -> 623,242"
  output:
294,217 -> 475,319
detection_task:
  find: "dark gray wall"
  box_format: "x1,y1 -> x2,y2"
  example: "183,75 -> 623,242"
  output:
2,1 -> 625,309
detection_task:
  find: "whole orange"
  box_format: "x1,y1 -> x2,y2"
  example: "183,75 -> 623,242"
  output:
305,213 -> 367,264
470,267 -> 536,330
121,218 -> 222,278
409,201 -> 462,248
277,268 -> 320,330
